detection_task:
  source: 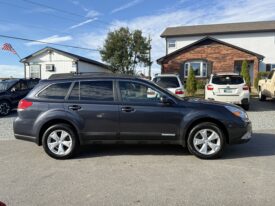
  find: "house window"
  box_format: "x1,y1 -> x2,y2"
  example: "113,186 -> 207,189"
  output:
266,64 -> 275,72
184,61 -> 208,78
168,40 -> 176,48
30,64 -> 41,79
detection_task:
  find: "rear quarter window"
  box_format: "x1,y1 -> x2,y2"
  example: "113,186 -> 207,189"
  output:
212,76 -> 244,85
38,82 -> 71,100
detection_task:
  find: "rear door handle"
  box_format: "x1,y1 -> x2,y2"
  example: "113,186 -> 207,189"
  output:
68,105 -> 82,111
121,106 -> 135,113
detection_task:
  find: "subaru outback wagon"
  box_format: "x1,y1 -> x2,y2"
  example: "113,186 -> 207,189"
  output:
14,73 -> 252,159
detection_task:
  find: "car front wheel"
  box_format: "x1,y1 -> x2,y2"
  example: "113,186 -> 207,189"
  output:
42,124 -> 79,159
187,122 -> 225,159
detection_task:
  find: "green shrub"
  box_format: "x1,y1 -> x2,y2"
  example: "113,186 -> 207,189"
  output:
186,67 -> 197,96
196,79 -> 207,90
241,60 -> 250,87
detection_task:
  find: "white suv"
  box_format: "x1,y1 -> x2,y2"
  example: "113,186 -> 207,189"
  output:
205,73 -> 250,110
152,74 -> 185,97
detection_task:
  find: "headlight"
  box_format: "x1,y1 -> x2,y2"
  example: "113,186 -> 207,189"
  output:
225,105 -> 248,120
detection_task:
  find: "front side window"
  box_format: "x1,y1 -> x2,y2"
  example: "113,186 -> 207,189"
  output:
119,81 -> 162,103
77,81 -> 114,101
267,70 -> 275,79
38,82 -> 71,99
184,61 -> 207,78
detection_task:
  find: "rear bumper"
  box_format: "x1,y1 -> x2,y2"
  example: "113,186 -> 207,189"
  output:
206,94 -> 250,105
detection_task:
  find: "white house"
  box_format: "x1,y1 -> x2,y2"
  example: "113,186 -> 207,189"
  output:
158,20 -> 275,83
20,47 -> 112,79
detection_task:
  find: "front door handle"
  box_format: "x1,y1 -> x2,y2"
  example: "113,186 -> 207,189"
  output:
68,105 -> 82,111
121,106 -> 135,113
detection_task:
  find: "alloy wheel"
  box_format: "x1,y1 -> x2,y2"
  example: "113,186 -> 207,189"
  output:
0,102 -> 10,116
47,130 -> 73,156
193,129 -> 221,155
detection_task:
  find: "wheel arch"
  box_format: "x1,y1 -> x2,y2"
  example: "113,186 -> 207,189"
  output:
182,117 -> 229,147
38,119 -> 80,146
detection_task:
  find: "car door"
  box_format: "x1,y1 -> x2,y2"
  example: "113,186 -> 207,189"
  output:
117,80 -> 183,141
65,80 -> 119,141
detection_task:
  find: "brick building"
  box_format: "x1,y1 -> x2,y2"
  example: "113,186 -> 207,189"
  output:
157,20 -> 275,84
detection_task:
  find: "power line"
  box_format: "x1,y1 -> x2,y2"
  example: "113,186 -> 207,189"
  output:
0,34 -> 99,51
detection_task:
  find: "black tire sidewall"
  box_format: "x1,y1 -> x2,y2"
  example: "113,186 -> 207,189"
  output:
187,122 -> 225,159
42,124 -> 78,159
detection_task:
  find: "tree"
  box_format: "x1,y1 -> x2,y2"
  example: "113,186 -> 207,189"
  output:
186,67 -> 197,96
100,27 -> 151,74
241,60 -> 250,87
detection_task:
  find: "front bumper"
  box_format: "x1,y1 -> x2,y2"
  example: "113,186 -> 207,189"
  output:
229,120 -> 252,144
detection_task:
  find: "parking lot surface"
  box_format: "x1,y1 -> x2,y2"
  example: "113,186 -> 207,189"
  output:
0,97 -> 275,206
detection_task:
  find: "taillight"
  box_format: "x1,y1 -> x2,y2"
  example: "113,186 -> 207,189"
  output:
207,85 -> 214,90
175,89 -> 184,95
18,99 -> 33,110
243,85 -> 249,90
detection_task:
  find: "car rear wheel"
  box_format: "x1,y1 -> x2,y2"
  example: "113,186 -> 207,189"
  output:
42,124 -> 79,159
187,122 -> 225,159
0,100 -> 11,116
259,89 -> 266,101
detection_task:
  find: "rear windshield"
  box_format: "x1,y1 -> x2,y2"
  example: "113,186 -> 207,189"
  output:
212,75 -> 244,85
153,77 -> 180,88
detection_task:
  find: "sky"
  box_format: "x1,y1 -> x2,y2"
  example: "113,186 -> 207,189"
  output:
1,0 -> 275,78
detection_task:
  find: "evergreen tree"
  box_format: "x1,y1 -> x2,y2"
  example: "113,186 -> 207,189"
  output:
241,60 -> 250,87
186,67 -> 197,96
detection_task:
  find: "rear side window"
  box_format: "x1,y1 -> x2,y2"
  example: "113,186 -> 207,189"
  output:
211,75 -> 244,85
27,80 -> 39,89
38,82 -> 71,99
69,81 -> 114,101
153,77 -> 180,88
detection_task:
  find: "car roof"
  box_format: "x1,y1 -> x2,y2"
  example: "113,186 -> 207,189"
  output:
42,72 -> 149,83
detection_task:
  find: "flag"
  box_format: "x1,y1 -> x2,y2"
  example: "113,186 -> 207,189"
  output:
2,43 -> 17,54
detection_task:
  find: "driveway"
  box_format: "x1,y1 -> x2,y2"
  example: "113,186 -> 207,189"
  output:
0,97 -> 275,206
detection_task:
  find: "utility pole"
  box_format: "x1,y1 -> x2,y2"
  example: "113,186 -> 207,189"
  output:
148,35 -> 152,80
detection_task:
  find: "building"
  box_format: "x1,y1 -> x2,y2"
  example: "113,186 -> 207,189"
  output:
20,47 -> 111,79
157,20 -> 275,84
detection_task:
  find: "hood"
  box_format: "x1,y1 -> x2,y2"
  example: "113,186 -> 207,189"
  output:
181,97 -> 240,108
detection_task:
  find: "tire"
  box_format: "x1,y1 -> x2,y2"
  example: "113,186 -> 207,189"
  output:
0,100 -> 11,116
242,104 -> 249,111
259,89 -> 266,101
187,122 -> 226,159
42,124 -> 79,159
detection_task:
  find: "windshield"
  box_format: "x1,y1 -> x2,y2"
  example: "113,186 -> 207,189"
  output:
0,80 -> 17,91
153,76 -> 180,88
212,75 -> 244,85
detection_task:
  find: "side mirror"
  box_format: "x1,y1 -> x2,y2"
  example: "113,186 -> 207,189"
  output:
160,96 -> 173,105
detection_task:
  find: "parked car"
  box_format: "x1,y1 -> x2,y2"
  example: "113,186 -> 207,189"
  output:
152,74 -> 185,97
258,69 -> 275,101
14,73 -> 251,160
0,78 -> 40,116
205,73 -> 250,110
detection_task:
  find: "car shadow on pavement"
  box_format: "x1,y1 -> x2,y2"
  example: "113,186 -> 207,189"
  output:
0,110 -> 17,118
77,144 -> 190,159
222,132 -> 275,159
249,97 -> 275,112
76,132 -> 275,159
